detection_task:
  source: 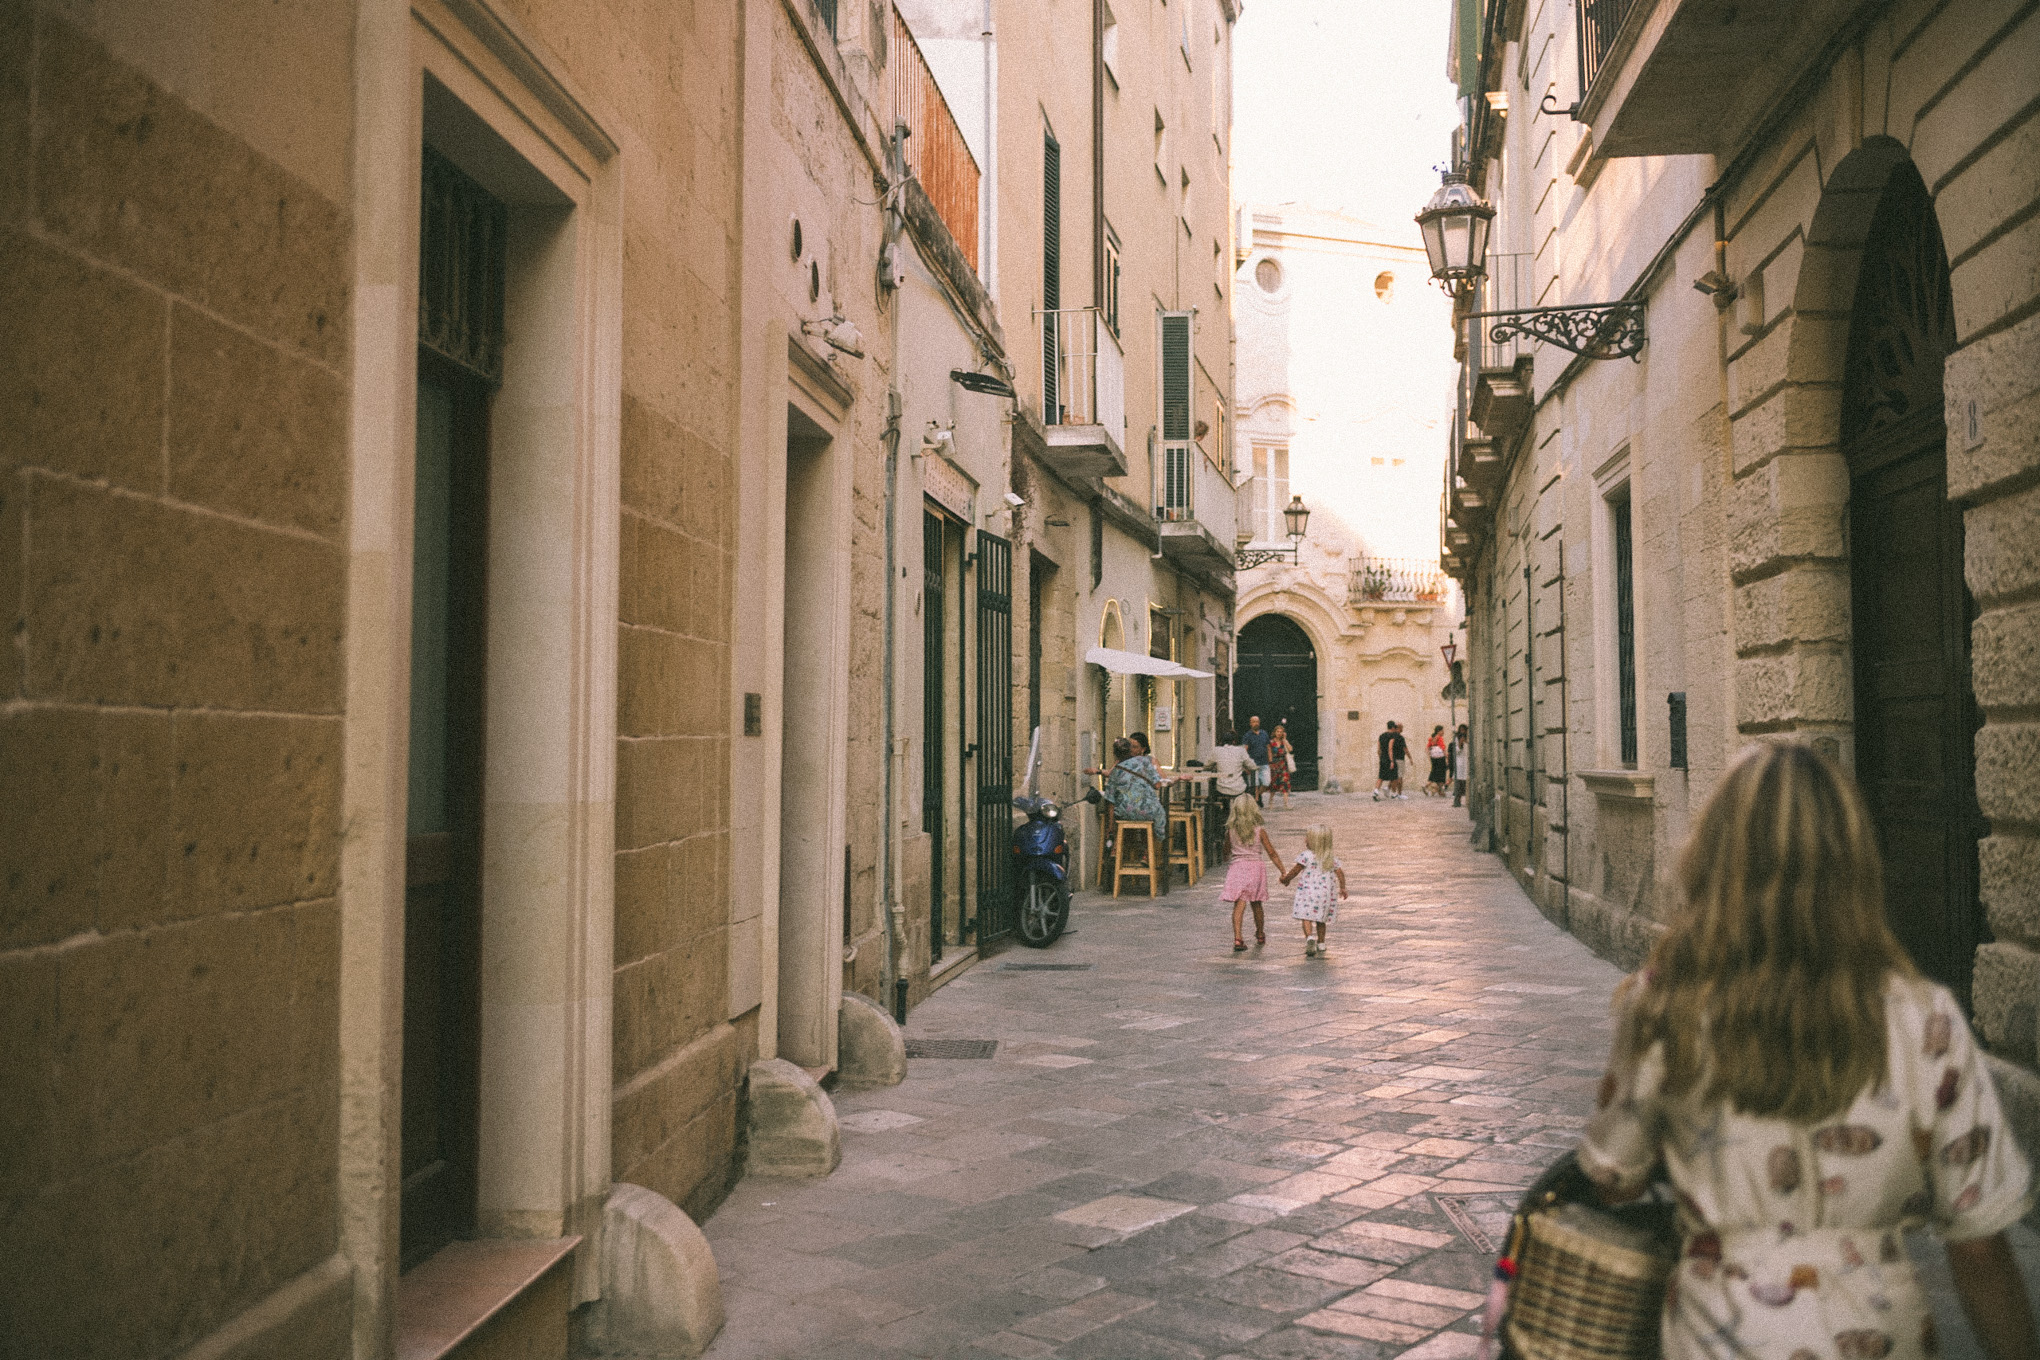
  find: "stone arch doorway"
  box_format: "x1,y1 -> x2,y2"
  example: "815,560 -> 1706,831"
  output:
1235,613 -> 1319,791
1839,156 -> 1983,1006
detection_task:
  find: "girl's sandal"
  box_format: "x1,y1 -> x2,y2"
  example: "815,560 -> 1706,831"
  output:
1254,929 -> 1267,945
1232,938 -> 1248,953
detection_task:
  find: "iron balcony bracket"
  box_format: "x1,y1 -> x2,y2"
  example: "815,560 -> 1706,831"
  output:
1469,301 -> 1646,361
1233,546 -> 1301,569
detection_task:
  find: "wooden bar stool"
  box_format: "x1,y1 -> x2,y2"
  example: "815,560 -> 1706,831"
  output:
1096,808 -> 1117,889
1167,808 -> 1203,886
1111,823 -> 1158,898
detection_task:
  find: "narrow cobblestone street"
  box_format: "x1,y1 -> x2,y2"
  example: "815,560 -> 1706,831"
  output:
702,794 -> 2035,1360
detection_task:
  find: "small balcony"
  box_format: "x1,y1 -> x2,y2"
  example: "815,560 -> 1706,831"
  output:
1463,251 -> 1534,452
1035,307 -> 1127,482
1156,438 -> 1237,578
1349,557 -> 1449,609
1577,0 -> 1836,159
887,7 -> 980,268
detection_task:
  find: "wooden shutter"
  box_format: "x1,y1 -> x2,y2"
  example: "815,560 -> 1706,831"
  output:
1160,311 -> 1191,441
1043,132 -> 1061,421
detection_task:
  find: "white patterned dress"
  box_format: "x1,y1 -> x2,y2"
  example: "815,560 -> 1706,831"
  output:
1580,974 -> 2032,1360
1288,849 -> 1341,924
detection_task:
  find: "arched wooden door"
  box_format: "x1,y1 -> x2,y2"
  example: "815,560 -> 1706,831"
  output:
1842,162 -> 1984,1007
1235,614 -> 1319,790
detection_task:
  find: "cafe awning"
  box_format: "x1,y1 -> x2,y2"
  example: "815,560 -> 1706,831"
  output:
1083,645 -> 1213,679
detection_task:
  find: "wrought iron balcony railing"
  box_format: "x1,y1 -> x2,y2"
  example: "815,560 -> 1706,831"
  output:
1578,0 -> 1642,101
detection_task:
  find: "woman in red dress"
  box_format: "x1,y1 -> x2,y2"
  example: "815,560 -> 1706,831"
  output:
1266,724 -> 1294,808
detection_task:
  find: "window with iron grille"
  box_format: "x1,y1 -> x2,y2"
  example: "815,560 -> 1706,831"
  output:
1613,492 -> 1638,767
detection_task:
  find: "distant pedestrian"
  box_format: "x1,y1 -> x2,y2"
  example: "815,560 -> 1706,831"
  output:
1389,723 -> 1410,799
1424,725 -> 1448,796
1222,794 -> 1285,952
1582,741 -> 2038,1360
1267,724 -> 1294,808
1451,723 -> 1470,807
1242,716 -> 1272,806
1373,721 -> 1397,801
1280,822 -> 1346,958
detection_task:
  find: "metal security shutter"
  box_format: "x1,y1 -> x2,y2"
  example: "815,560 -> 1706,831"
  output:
975,531 -> 1014,943
1043,133 -> 1061,423
1160,312 -> 1191,441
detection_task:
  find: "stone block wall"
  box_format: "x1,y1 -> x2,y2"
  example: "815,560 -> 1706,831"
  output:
495,0 -> 751,1226
0,5 -> 352,1357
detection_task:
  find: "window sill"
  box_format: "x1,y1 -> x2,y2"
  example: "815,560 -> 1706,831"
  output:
396,1236 -> 579,1360
1579,769 -> 1654,803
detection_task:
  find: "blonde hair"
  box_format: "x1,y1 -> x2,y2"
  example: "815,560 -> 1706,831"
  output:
1227,794 -> 1264,842
1304,824 -> 1333,859
1621,740 -> 1915,1122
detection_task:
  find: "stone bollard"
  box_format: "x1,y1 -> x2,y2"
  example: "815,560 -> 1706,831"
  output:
576,1183 -> 724,1358
745,1058 -> 841,1176
836,990 -> 907,1089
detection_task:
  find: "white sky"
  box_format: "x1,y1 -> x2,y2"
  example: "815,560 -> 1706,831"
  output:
1232,0 -> 1459,237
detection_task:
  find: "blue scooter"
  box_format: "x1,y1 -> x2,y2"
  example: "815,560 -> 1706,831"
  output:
1010,787 -> 1100,947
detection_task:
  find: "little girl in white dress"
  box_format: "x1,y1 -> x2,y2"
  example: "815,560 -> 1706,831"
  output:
1280,823 -> 1346,958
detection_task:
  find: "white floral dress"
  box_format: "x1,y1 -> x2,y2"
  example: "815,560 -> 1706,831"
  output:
1580,974 -> 2032,1360
1289,849 -> 1341,924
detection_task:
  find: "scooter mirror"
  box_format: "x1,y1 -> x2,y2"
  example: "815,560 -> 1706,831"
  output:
1083,787 -> 1102,805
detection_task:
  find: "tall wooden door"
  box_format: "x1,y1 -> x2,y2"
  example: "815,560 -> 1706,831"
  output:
402,148 -> 502,1267
923,511 -> 946,961
975,531 -> 1015,942
1234,614 -> 1319,790
1842,163 -> 1983,1007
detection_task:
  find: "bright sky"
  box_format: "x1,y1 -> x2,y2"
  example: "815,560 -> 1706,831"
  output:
1232,0 -> 1459,238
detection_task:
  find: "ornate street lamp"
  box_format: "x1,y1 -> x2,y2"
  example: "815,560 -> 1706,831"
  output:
1235,495 -> 1310,568
1415,173 -> 1493,300
1417,170 -> 1646,361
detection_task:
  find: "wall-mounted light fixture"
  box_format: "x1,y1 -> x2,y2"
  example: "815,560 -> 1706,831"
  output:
1418,171 -> 1645,361
1234,495 -> 1311,568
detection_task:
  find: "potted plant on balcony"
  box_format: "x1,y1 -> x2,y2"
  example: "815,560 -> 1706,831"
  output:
1359,565 -> 1389,601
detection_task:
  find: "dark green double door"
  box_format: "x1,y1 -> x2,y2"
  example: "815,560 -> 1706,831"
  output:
1234,614 -> 1319,791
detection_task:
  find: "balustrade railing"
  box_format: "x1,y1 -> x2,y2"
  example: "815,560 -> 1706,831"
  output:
1350,556 -> 1449,607
887,7 -> 980,269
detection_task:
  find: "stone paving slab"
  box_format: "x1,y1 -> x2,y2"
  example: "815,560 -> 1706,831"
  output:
701,793 -> 2039,1359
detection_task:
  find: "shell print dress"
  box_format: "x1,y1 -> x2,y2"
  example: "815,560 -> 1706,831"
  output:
1579,974 -> 2033,1360
1289,849 -> 1340,924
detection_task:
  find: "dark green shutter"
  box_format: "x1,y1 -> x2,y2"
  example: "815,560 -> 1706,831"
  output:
1160,313 -> 1191,442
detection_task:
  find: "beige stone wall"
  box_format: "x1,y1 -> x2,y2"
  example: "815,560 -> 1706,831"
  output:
1449,0 -> 2040,1140
0,5 -> 353,1356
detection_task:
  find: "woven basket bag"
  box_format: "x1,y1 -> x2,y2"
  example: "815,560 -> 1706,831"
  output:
1498,1153 -> 1678,1360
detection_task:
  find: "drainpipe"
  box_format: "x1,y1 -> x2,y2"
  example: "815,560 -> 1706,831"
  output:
981,0 -> 996,292
880,126 -> 907,1019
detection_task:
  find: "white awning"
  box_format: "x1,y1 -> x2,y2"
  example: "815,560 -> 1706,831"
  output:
1084,646 -> 1213,679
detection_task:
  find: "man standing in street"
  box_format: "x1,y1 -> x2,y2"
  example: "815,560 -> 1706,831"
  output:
1374,721 -> 1397,801
1389,722 -> 1411,799
1243,715 -> 1272,807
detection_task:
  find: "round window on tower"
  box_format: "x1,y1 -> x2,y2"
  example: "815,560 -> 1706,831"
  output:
1374,270 -> 1395,302
1255,257 -> 1282,293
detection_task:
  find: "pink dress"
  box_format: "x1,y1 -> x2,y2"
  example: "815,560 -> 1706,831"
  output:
1221,829 -> 1268,902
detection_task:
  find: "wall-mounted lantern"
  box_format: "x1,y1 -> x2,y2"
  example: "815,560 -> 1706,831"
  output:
1418,170 -> 1645,361
1235,496 -> 1311,568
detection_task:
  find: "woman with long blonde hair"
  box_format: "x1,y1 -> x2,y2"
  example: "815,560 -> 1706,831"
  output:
1582,741 -> 2035,1359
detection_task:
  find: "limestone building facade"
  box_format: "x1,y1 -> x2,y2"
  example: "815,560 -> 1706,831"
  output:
1,1 -> 1242,1356
1233,204 -> 1462,791
1438,0 -> 2040,1159
903,0 -> 1246,890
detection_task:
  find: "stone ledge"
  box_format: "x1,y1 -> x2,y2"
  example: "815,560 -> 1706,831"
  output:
1578,769 -> 1655,803
394,1237 -> 578,1360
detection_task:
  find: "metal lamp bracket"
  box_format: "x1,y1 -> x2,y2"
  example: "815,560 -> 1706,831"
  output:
1471,301 -> 1646,361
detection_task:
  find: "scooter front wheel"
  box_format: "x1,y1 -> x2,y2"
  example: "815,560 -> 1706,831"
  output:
1016,866 -> 1070,947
